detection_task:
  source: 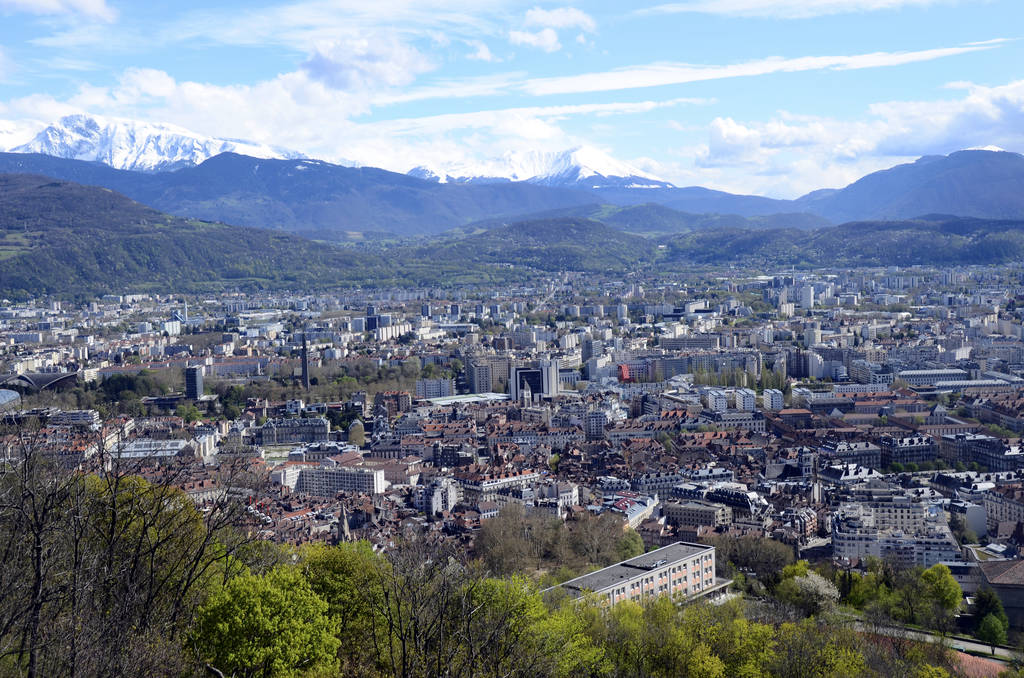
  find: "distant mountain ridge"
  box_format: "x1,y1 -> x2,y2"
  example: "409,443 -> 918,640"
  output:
447,203 -> 829,236
408,146 -> 674,189
10,114 -> 305,172
4,113 -> 1024,233
8,174 -> 1024,300
0,152 -> 597,237
793,150 -> 1024,222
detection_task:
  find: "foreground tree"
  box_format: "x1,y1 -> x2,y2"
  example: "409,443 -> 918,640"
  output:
0,422 -> 258,678
976,613 -> 1008,654
299,541 -> 382,676
193,566 -> 339,678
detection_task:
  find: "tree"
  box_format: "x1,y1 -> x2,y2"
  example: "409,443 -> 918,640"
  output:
974,588 -> 1009,635
919,563 -> 962,631
532,600 -> 609,677
977,613 -> 1007,653
615,529 -> 645,562
176,402 -> 201,423
193,566 -> 339,678
299,542 -> 381,674
348,419 -> 365,447
776,571 -> 840,617
0,422 -> 257,678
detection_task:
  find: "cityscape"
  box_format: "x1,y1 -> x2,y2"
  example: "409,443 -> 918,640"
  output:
4,0 -> 1024,677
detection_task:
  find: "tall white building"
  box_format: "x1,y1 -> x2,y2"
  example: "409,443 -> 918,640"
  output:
732,388 -> 756,412
832,485 -> 960,568
800,286 -> 815,309
702,388 -> 728,413
415,378 -> 456,398
540,358 -> 560,398
294,464 -> 389,496
558,542 -> 719,605
762,389 -> 785,411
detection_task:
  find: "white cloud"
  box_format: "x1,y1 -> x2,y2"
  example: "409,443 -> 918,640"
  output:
0,0 -> 115,21
509,27 -> 561,52
524,6 -> 596,31
0,64 -> 710,177
639,0 -> 962,19
375,72 -> 526,105
165,0 -> 513,50
368,97 -> 710,136
522,42 -> 1001,95
681,78 -> 1024,197
466,40 -> 498,61
301,35 -> 434,90
510,6 -> 595,53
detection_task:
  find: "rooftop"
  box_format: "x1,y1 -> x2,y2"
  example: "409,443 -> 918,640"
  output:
559,541 -> 712,596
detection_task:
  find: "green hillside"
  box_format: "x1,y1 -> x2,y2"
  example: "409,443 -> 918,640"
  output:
409,217 -> 661,272
0,174 -> 387,300
664,215 -> 1024,266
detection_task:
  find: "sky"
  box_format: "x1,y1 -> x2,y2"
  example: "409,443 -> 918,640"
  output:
0,0 -> 1022,197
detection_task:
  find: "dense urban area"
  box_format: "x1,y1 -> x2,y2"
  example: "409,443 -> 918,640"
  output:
7,265 -> 1024,676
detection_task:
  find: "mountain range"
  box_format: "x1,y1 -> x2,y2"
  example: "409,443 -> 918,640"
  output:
4,114 -> 1024,241
0,151 -> 599,237
408,146 -> 674,189
10,114 -> 306,172
7,174 -> 1024,300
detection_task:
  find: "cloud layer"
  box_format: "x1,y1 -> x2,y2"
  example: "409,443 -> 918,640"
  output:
640,0 -> 959,19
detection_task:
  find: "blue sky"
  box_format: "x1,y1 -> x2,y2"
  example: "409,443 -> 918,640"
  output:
0,0 -> 1022,196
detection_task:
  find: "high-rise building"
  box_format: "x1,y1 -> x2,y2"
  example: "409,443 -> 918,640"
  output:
467,360 -> 493,394
511,367 -> 543,402
762,389 -> 785,411
185,365 -> 204,400
540,358 -> 560,398
301,330 -> 310,391
800,286 -> 815,309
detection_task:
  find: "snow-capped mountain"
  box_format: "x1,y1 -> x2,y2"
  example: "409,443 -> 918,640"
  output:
408,146 -> 675,189
7,114 -> 304,172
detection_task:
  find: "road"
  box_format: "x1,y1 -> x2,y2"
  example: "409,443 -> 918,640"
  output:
851,621 -> 1017,661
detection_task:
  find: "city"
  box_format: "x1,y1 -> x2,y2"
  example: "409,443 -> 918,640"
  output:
4,0 -> 1024,675
5,265 -> 1024,673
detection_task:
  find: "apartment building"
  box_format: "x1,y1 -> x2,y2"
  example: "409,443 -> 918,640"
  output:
832,486 -> 960,568
557,542 -> 720,605
662,500 -> 733,529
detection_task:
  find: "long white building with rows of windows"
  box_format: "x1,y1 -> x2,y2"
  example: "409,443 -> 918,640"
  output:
556,541 -> 725,605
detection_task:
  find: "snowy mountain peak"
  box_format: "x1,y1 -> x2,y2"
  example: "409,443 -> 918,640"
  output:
9,114 -> 304,172
408,145 -> 674,189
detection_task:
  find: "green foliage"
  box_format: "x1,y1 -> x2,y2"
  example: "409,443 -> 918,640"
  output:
700,534 -> 795,585
299,541 -> 380,672
974,588 -> 1009,634
615,529 -> 646,561
0,174 -> 390,300
194,566 -> 340,678
176,403 -> 202,423
921,564 -> 962,614
405,218 -> 661,273
476,505 -> 641,576
977,612 -> 1008,652
775,562 -> 840,617
347,419 -> 366,447
834,561 -> 963,632
0,441 -> 253,678
662,215 -> 1024,268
